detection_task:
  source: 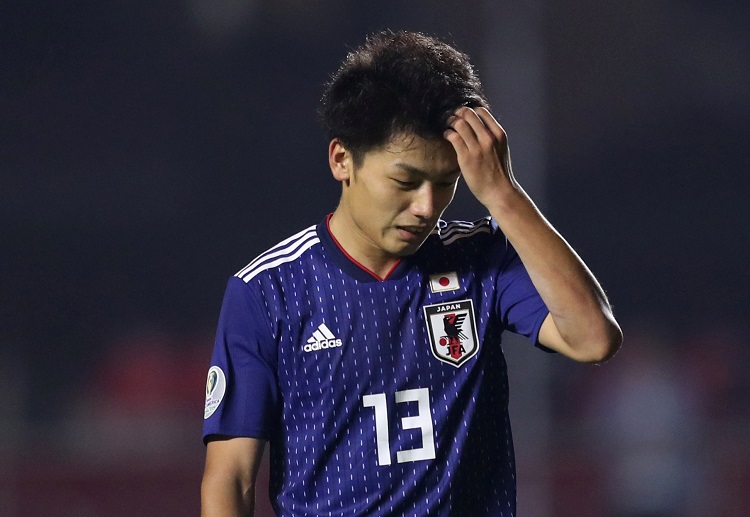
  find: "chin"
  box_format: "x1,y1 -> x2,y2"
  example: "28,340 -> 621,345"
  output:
395,242 -> 424,257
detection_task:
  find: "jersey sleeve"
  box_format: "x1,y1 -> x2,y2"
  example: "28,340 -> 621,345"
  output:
202,276 -> 280,443
491,223 -> 551,350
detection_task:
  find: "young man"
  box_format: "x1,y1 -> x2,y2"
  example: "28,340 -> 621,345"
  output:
201,31 -> 621,516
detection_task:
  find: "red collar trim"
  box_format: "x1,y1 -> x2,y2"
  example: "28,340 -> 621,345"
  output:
325,213 -> 401,281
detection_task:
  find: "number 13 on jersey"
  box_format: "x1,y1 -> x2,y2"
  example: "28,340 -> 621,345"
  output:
362,387 -> 436,466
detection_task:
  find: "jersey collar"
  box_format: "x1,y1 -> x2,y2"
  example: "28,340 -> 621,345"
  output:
317,214 -> 414,283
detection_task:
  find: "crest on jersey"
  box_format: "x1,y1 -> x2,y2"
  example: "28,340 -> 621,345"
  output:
423,299 -> 479,367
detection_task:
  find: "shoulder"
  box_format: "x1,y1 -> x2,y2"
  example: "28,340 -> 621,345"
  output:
417,217 -> 514,271
234,224 -> 321,283
431,217 -> 496,246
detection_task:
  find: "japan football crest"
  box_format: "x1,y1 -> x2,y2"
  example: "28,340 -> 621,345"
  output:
423,299 -> 480,367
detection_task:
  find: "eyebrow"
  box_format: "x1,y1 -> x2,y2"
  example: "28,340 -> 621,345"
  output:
394,163 -> 461,180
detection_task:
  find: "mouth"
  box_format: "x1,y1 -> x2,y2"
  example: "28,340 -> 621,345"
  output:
395,225 -> 430,242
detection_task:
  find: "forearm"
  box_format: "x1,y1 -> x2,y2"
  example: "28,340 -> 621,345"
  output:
443,106 -> 620,361
201,474 -> 255,517
487,185 -> 621,361
201,437 -> 266,517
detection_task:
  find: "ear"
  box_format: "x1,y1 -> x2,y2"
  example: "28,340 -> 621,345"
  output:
328,139 -> 352,183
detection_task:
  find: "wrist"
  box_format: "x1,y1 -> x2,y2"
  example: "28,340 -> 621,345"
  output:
481,182 -> 530,218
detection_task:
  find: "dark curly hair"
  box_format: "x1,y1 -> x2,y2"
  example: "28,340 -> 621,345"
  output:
318,30 -> 487,166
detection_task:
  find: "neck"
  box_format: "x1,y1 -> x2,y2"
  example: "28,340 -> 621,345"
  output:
327,212 -> 401,281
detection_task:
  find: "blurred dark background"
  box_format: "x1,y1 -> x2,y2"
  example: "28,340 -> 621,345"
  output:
2,1 -> 748,515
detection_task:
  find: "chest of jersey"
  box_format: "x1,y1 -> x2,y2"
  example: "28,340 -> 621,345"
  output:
272,265 -> 495,392
237,223 -> 537,515
263,262 -> 506,460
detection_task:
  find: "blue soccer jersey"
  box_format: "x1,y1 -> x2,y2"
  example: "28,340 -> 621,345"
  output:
203,215 -> 549,516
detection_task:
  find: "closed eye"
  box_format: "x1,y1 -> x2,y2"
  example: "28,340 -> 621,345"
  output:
393,178 -> 418,189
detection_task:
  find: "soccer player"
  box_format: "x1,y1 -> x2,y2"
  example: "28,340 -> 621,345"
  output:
201,30 -> 621,516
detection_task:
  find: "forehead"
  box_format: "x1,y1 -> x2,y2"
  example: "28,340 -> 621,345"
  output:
363,133 -> 458,172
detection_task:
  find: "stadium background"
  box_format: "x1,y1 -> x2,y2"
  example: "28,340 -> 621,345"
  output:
2,1 -> 748,515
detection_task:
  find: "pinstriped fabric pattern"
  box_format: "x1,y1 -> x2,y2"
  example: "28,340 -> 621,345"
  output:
204,217 -> 549,516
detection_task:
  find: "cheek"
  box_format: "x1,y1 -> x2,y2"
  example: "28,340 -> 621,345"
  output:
353,178 -> 411,218
374,185 -> 410,212
392,193 -> 416,215
436,189 -> 456,210
357,177 -> 389,201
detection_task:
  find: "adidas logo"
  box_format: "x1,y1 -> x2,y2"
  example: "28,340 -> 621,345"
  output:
304,323 -> 343,353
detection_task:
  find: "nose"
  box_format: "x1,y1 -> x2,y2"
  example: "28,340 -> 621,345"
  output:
410,184 -> 435,220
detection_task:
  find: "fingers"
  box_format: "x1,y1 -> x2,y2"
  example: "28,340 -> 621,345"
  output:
474,107 -> 506,142
443,127 -> 469,155
447,108 -> 486,152
443,106 -> 513,205
444,107 -> 506,152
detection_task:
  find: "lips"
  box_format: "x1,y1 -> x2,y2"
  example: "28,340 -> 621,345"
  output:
400,225 -> 427,233
396,225 -> 429,242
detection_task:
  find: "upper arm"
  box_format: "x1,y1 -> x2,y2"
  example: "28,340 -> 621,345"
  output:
203,277 -> 280,442
537,313 -> 575,358
493,236 -> 550,345
204,436 -> 266,482
201,436 -> 267,516
538,312 -> 621,363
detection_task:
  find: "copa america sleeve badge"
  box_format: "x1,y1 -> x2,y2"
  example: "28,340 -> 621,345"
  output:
204,366 -> 226,419
423,299 -> 479,367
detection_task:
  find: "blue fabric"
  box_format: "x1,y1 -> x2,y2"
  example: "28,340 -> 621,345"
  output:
203,216 -> 549,516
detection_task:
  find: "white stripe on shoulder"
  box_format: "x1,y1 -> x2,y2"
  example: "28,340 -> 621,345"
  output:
236,225 -> 316,278
440,220 -> 475,239
430,219 -> 471,236
439,217 -> 493,246
235,225 -> 319,282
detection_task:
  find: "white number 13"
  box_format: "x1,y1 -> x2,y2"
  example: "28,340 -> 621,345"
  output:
362,387 -> 436,466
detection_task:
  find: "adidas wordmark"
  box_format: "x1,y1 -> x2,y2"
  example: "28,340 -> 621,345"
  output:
304,323 -> 343,353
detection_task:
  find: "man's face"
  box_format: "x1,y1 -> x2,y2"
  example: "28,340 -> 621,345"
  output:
334,133 -> 461,267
